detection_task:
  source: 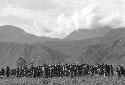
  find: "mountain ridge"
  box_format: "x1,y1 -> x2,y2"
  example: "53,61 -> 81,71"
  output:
64,26 -> 112,40
0,25 -> 60,44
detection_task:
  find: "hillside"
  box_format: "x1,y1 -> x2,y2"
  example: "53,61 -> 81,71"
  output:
65,28 -> 125,65
0,42 -> 70,68
43,27 -> 125,65
0,25 -> 59,44
64,26 -> 112,40
1,26 -> 125,68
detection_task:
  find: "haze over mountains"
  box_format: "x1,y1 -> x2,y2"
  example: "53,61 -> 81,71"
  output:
0,25 -> 125,68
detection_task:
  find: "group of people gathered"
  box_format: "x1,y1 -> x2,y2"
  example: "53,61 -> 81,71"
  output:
0,63 -> 125,78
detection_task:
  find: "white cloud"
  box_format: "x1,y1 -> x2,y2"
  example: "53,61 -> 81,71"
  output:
0,0 -> 124,39
11,0 -> 57,10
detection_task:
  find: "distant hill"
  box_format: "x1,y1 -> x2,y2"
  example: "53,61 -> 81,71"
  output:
0,25 -> 112,44
64,28 -> 125,65
1,25 -> 125,68
0,25 -> 59,44
64,26 -> 112,40
43,27 -> 125,65
0,42 -> 70,68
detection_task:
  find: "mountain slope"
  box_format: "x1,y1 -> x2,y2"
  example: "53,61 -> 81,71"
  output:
43,27 -> 125,65
0,25 -> 59,44
66,27 -> 125,65
64,26 -> 112,40
1,25 -> 125,68
0,42 -> 70,68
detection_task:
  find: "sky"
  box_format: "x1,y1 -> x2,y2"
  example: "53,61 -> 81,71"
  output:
0,0 -> 124,39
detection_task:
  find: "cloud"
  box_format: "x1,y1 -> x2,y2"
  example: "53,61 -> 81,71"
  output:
11,0 -> 57,10
0,0 -> 124,39
0,4 -> 58,36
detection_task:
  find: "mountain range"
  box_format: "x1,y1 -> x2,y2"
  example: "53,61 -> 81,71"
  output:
0,25 -> 125,68
42,27 -> 125,65
0,25 -> 59,44
0,25 -> 113,43
64,26 -> 112,40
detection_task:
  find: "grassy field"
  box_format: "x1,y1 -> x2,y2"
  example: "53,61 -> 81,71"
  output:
0,75 -> 125,85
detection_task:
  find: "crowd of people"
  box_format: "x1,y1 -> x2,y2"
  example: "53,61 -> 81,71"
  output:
0,63 -> 125,78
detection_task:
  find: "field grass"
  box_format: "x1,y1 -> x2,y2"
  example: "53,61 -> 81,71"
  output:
0,75 -> 125,85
